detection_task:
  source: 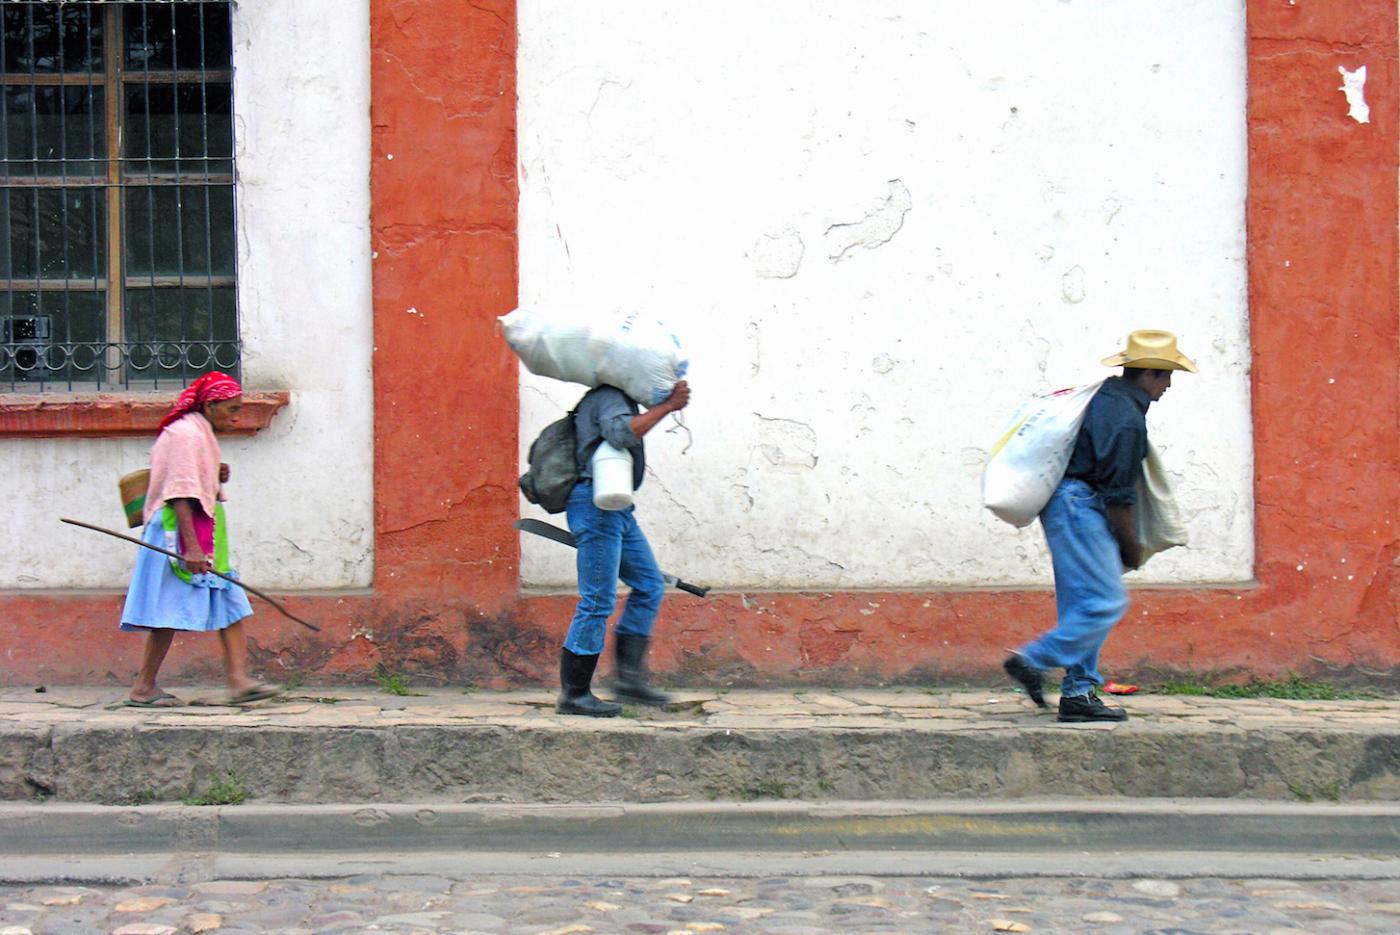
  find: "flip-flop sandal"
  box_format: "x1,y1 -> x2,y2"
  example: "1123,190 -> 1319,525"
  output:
125,692 -> 183,708
1104,681 -> 1139,695
230,684 -> 283,705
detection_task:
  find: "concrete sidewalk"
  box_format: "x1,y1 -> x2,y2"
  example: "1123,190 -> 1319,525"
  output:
2,686 -> 1399,804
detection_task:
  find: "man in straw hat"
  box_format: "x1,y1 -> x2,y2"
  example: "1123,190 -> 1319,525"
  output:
1003,330 -> 1196,722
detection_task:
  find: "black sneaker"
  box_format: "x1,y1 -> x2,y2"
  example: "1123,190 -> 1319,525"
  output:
1002,654 -> 1046,708
1058,692 -> 1128,723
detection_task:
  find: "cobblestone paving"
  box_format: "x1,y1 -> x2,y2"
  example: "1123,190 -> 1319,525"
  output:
4,874 -> 1400,934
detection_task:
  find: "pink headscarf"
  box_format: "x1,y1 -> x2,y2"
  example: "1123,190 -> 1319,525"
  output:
157,371 -> 242,435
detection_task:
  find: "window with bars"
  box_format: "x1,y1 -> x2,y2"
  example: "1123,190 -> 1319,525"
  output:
0,0 -> 237,392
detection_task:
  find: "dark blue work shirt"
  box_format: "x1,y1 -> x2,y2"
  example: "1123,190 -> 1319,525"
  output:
1063,376 -> 1151,506
573,385 -> 646,491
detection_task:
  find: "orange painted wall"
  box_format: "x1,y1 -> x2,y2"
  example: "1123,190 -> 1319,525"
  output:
1,0 -> 1395,688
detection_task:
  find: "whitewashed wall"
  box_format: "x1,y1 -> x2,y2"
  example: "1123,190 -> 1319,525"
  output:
0,0 -> 374,589
518,0 -> 1252,589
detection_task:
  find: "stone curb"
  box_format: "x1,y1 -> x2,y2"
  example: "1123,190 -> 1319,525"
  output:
7,722 -> 1400,804
5,689 -> 1400,805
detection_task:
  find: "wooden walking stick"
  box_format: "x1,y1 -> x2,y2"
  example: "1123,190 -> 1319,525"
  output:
61,518 -> 321,632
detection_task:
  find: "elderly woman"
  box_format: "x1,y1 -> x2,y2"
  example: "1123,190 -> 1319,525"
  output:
121,371 -> 279,706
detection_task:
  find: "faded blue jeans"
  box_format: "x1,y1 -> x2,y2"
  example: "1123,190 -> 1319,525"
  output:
1018,479 -> 1130,698
562,482 -> 666,656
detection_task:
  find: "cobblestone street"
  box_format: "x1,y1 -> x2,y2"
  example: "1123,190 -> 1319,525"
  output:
4,873 -> 1400,935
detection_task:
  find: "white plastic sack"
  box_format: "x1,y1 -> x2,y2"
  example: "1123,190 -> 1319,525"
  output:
982,380 -> 1104,527
499,306 -> 687,407
1135,442 -> 1188,564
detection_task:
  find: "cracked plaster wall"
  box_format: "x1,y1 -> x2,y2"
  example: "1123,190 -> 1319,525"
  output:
0,0 -> 375,590
518,0 -> 1252,589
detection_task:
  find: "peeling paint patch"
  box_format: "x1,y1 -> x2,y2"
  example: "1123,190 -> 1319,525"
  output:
1337,66 -> 1370,124
825,180 -> 912,261
752,413 -> 818,472
1061,265 -> 1086,304
730,483 -> 755,512
749,227 -> 805,279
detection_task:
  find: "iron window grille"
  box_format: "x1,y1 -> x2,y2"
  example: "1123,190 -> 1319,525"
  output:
0,0 -> 238,392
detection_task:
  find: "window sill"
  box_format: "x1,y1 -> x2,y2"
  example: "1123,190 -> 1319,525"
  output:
0,391 -> 291,438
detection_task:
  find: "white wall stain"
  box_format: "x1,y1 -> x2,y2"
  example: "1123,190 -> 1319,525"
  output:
1337,65 -> 1371,124
748,228 -> 805,279
746,321 -> 762,376
516,0 -> 1252,589
1061,265 -> 1087,304
1021,319 -> 1054,383
850,394 -> 879,437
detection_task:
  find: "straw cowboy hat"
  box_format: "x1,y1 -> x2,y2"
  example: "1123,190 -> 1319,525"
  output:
1101,329 -> 1198,372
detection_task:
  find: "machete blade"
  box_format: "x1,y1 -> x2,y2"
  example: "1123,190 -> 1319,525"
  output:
513,518 -> 710,598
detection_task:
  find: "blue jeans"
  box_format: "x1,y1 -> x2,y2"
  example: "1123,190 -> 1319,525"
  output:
562,482 -> 666,655
1018,479 -> 1130,698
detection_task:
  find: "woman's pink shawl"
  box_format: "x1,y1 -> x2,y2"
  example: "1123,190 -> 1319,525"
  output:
143,412 -> 223,542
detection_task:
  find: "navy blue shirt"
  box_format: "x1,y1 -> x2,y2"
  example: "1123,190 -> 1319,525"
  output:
573,385 -> 646,491
1064,377 -> 1151,506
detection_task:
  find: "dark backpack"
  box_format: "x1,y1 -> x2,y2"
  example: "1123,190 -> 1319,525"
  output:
519,390 -> 594,514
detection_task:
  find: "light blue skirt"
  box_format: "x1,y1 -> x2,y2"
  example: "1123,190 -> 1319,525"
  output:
120,518 -> 253,632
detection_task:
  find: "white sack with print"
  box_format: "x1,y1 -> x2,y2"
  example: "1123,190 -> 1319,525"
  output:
500,306 -> 687,407
982,381 -> 1105,527
1135,442 -> 1188,564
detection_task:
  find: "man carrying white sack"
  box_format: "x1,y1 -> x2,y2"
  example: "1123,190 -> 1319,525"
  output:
1003,330 -> 1197,723
558,379 -> 692,717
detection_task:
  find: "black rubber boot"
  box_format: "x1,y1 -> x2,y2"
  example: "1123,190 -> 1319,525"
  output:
556,648 -> 622,717
613,633 -> 672,706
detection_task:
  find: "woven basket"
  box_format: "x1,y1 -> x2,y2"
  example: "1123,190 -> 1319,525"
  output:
118,469 -> 151,529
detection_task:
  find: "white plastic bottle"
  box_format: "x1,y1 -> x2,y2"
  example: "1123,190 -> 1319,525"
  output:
591,441 -> 634,510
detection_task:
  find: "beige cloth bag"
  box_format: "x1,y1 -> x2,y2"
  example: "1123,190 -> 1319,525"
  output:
1135,442 -> 1188,565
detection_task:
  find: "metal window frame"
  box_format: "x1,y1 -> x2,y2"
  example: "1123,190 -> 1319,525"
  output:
0,0 -> 239,392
